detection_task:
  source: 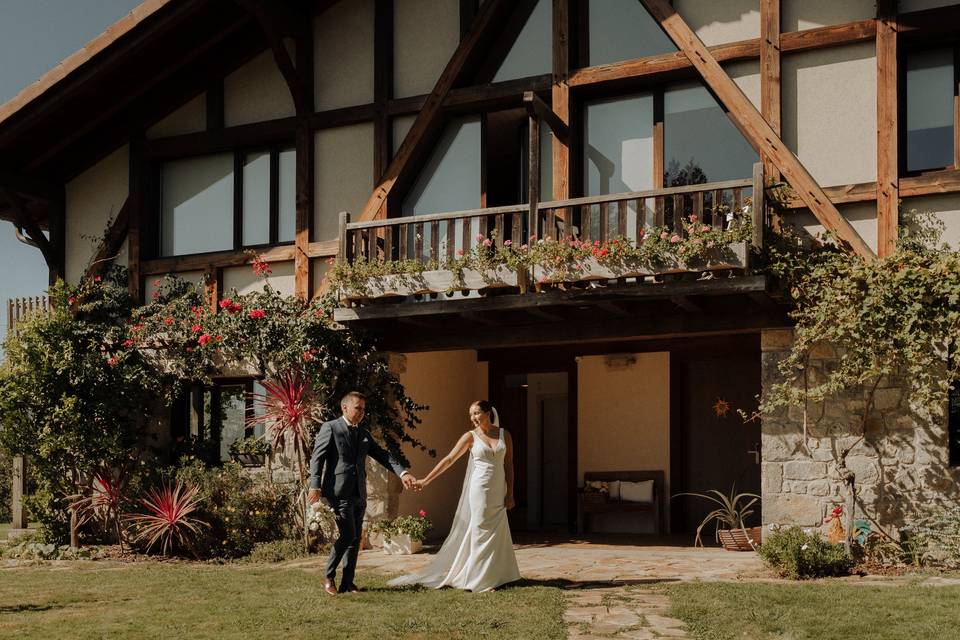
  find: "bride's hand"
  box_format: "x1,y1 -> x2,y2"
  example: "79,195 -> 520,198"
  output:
414,479 -> 427,491
505,495 -> 515,510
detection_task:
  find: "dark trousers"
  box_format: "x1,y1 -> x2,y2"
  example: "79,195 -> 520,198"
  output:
325,497 -> 366,590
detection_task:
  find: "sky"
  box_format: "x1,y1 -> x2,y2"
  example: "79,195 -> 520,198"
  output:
0,0 -> 143,344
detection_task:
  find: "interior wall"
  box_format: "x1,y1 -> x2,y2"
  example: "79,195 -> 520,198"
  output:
673,0 -> 760,46
393,0 -> 460,98
146,93 -> 206,139
782,42 -> 877,187
64,145 -> 130,284
396,350 -> 489,536
314,123 -> 375,242
224,47 -> 296,127
314,0 -> 375,110
578,352 -> 670,533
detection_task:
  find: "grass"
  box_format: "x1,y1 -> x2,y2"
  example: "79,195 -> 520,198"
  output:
664,580 -> 960,640
0,522 -> 38,539
0,564 -> 565,640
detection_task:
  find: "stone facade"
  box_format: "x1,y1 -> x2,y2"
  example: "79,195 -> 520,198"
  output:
760,328 -> 960,536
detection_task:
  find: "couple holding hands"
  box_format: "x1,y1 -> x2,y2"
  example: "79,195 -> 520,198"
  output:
307,392 -> 521,595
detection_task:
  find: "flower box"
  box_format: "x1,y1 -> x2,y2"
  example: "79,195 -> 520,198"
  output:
718,526 -> 762,551
232,453 -> 266,467
340,267 -> 525,302
532,241 -> 748,284
382,533 -> 423,555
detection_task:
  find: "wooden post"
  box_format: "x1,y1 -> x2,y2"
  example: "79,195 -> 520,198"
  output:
528,111 -> 541,241
295,17 -> 315,300
760,0 -> 781,182
750,162 -> 765,272
551,0 -> 570,202
128,133 -> 144,301
11,455 -> 27,530
876,0 -> 899,257
338,211 -> 350,263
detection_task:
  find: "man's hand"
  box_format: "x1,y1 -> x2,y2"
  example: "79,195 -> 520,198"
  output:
401,474 -> 418,491
505,494 -> 516,510
307,488 -> 321,505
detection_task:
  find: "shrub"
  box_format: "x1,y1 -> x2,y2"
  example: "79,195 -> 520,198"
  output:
245,538 -> 308,563
901,506 -> 960,569
758,527 -> 854,579
0,449 -> 11,522
370,511 -> 433,543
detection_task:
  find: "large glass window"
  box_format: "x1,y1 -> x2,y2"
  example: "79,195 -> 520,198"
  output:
403,116 -> 482,216
493,0 -> 552,83
161,147 -> 296,256
584,94 -> 655,195
663,83 -> 757,186
587,0 -> 676,67
161,154 -> 234,256
905,48 -> 955,173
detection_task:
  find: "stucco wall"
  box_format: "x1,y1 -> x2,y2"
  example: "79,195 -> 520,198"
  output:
146,93 -> 206,139
902,194 -> 960,251
578,352 -> 670,533
393,0 -> 460,98
314,0 -> 374,110
783,202 -> 880,253
224,48 -> 296,127
760,329 -> 960,535
222,261 -> 295,297
64,145 -> 129,284
395,350 -> 489,537
314,123 -> 375,242
900,0 -> 960,12
781,0 -> 875,32
674,0 -> 760,46
782,42 -> 877,187
726,60 -> 760,111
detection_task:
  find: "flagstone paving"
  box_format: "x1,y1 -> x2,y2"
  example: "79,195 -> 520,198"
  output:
354,538 -> 767,638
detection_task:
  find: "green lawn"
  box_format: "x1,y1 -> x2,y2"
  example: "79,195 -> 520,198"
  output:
0,564 -> 565,640
664,581 -> 960,640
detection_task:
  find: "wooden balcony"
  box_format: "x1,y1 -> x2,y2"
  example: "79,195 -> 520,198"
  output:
6,295 -> 50,337
332,163 -> 789,350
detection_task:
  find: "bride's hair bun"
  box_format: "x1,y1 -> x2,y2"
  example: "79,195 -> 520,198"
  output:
471,400 -> 493,414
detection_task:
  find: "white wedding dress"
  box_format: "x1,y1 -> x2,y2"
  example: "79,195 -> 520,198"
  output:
389,427 -> 521,592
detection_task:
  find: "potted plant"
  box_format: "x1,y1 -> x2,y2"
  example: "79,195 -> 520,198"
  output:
673,486 -> 761,551
370,510 -> 432,554
228,435 -> 271,467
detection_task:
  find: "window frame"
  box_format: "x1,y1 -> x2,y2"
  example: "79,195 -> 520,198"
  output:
153,144 -> 296,260
898,39 -> 960,178
169,377 -> 261,465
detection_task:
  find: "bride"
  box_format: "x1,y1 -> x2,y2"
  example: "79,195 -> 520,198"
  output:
389,400 -> 521,592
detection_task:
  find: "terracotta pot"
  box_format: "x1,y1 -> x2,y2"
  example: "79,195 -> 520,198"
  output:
718,526 -> 762,551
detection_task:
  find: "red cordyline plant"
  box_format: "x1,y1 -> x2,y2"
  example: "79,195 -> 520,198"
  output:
68,469 -> 129,551
126,480 -> 208,557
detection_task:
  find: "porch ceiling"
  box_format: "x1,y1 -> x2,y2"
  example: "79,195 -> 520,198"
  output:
333,274 -> 792,352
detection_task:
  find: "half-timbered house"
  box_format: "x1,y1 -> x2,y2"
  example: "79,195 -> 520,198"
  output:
2,0 -> 959,538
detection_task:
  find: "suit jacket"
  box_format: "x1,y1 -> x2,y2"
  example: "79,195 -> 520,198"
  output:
308,416 -> 407,500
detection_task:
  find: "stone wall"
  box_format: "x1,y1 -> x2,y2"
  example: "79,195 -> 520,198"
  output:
760,328 -> 960,537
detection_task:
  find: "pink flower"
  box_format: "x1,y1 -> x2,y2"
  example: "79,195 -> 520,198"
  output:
153,279 -> 161,286
249,309 -> 266,320
107,357 -> 118,367
419,510 -> 427,518
660,232 -> 669,240
152,292 -> 159,300
252,259 -> 272,276
219,299 -> 233,309
122,339 -> 135,348
701,225 -> 711,233
689,214 -> 698,223
482,239 -> 492,248
198,334 -> 212,347
456,249 -> 464,257
476,233 -> 485,242
303,351 -> 314,361
520,244 -> 528,251
68,296 -> 77,304
529,234 -> 537,242
229,303 -> 242,313
504,240 -> 512,247
94,275 -> 102,283
163,317 -> 174,326
191,324 -> 202,333
670,234 -> 681,243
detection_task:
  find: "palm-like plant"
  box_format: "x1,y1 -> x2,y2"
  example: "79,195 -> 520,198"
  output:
673,486 -> 760,547
68,469 -> 129,550
126,480 -> 208,556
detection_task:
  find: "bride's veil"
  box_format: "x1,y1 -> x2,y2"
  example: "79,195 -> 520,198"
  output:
388,404 -> 499,589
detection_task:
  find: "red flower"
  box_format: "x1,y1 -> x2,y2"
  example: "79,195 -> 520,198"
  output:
152,292 -> 159,299
163,317 -> 174,326
94,275 -> 103,283
302,351 -> 314,361
198,334 -> 212,346
122,339 -> 135,348
229,303 -> 242,313
248,309 -> 266,320
191,324 -> 202,333
153,279 -> 161,286
68,296 -> 77,304
107,357 -> 118,367
219,298 -> 233,310
418,510 -> 427,518
252,259 -> 272,276
131,323 -> 144,332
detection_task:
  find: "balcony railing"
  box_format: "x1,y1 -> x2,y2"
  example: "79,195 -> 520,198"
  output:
336,163 -> 765,303
6,296 -> 51,337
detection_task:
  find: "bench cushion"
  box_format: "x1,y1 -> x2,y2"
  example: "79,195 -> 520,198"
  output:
619,479 -> 654,504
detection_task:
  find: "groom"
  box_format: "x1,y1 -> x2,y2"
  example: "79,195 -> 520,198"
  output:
308,391 -> 418,595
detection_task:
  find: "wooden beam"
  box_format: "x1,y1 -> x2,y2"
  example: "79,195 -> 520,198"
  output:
357,0 -> 514,221
206,79 -> 225,131
552,0 -> 570,202
46,197 -> 65,285
127,134 -> 145,301
524,91 -> 569,143
783,170 -> 960,208
84,198 -> 130,282
0,170 -> 61,202
876,1 -> 898,258
639,0 -> 875,259
294,15 -> 314,300
11,456 -> 27,530
0,187 -> 55,267
567,19 -> 876,89
233,0 -> 309,116
373,0 -> 393,182
140,240 -> 338,275
760,0 -> 781,182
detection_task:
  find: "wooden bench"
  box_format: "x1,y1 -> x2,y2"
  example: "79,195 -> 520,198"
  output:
577,470 -> 664,535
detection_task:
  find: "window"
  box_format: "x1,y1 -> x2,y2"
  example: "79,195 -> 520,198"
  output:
904,47 -> 956,173
403,116 -> 482,216
586,0 -> 676,67
492,0 -> 552,83
584,93 -> 655,196
169,380 -> 261,464
160,147 -> 295,257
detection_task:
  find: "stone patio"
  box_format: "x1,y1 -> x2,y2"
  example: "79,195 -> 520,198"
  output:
355,536 -> 766,639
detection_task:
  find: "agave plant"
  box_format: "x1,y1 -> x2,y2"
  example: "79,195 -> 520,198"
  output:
673,486 -> 760,547
68,468 -> 129,550
126,480 -> 208,556
247,373 -> 324,481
